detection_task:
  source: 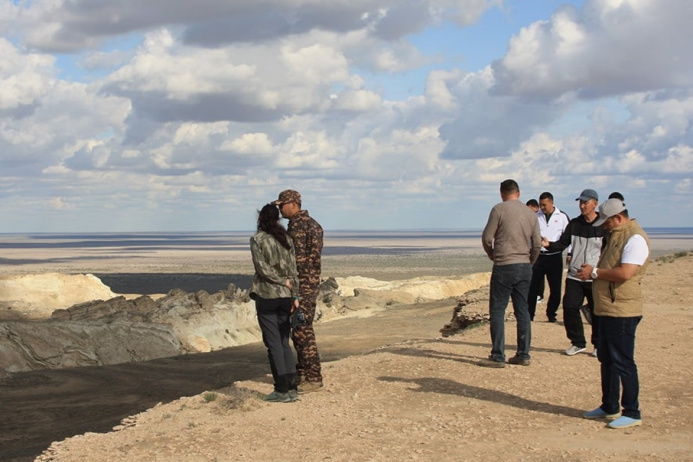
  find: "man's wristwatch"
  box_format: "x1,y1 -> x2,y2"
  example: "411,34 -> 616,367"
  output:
590,268 -> 598,280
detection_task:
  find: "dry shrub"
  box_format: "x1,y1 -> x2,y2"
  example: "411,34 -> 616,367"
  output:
216,385 -> 260,413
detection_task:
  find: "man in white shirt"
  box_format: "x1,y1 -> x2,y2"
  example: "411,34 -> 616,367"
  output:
576,198 -> 650,429
528,192 -> 569,322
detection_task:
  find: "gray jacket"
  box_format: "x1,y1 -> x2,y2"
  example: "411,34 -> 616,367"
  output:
546,214 -> 605,281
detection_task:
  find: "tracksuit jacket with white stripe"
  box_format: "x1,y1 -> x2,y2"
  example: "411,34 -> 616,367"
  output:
545,213 -> 605,282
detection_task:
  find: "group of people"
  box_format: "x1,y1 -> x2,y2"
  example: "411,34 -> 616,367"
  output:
250,182 -> 650,430
481,179 -> 649,429
249,189 -> 324,403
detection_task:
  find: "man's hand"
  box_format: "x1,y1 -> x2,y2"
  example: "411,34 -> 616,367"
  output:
576,263 -> 593,281
541,237 -> 549,248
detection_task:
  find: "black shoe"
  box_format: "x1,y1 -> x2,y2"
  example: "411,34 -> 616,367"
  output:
477,358 -> 505,368
507,356 -> 531,366
548,318 -> 557,323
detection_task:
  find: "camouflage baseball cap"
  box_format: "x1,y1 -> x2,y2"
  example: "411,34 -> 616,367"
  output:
272,189 -> 301,205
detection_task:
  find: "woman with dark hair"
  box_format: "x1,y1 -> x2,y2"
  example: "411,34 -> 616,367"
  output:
250,203 -> 300,402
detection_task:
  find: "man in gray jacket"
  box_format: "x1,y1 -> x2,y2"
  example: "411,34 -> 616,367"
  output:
480,179 -> 542,368
543,189 -> 605,357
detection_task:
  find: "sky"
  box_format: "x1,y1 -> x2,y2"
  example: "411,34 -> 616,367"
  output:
1,0 -> 692,233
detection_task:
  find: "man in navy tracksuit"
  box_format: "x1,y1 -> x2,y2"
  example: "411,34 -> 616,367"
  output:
528,192 -> 570,322
543,189 -> 604,356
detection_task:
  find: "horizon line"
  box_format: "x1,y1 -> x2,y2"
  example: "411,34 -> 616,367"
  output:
1,226 -> 692,236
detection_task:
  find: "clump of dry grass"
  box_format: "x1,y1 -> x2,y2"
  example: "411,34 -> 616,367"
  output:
215,385 -> 259,412
202,392 -> 218,403
655,250 -> 691,264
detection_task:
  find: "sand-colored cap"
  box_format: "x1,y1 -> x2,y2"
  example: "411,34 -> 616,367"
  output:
272,189 -> 301,205
592,198 -> 626,227
575,189 -> 598,202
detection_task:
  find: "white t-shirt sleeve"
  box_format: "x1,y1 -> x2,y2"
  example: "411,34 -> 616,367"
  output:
621,234 -> 649,265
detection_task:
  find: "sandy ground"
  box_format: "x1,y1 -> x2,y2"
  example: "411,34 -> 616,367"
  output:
21,251 -> 693,462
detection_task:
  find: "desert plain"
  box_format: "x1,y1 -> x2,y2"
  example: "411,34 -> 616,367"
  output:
1,231 -> 692,461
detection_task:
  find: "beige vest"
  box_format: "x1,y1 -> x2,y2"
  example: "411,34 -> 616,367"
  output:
593,220 -> 649,317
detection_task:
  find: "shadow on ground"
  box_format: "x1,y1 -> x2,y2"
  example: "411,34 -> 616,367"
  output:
0,298 -> 458,461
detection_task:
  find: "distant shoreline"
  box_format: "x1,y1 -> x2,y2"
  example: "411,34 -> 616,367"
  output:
1,230 -> 691,294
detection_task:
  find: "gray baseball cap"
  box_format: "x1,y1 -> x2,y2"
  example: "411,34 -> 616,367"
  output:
592,198 -> 627,227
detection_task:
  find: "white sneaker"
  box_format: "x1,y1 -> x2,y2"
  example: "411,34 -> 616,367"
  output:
591,349 -> 598,357
564,345 -> 586,356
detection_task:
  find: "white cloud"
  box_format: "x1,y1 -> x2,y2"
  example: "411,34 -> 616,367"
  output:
492,0 -> 693,98
438,67 -> 564,159
219,132 -> 274,155
425,69 -> 464,110
81,49 -> 134,71
0,38 -> 55,110
48,196 -> 71,210
332,89 -> 382,111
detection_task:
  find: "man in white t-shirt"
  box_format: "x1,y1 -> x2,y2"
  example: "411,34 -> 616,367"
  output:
576,198 -> 650,430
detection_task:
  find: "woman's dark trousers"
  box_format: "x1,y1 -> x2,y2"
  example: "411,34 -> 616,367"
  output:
255,296 -> 297,393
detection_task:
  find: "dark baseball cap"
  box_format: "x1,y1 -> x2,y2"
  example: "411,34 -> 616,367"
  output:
575,189 -> 598,202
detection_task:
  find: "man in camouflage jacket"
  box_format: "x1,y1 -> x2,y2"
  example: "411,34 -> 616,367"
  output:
273,189 -> 324,391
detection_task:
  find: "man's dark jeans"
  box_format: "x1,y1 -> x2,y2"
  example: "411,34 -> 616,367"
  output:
597,315 -> 642,419
528,253 -> 563,321
562,278 -> 599,348
489,263 -> 532,362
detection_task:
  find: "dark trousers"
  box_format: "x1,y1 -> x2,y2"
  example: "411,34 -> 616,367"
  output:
597,315 -> 642,419
489,263 -> 532,361
562,278 -> 599,348
255,296 -> 297,393
528,253 -> 563,320
292,290 -> 323,383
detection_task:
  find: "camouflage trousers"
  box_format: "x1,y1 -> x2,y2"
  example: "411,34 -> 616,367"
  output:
292,290 -> 322,383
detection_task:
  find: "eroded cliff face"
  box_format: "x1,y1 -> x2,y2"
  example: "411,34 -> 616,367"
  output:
0,281 -> 258,373
0,322 -> 181,373
0,272 -> 490,374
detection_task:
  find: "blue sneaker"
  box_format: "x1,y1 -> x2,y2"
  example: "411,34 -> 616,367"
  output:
608,416 -> 642,429
583,407 -> 621,420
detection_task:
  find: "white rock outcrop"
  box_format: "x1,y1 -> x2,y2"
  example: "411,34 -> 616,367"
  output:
0,273 -> 117,318
334,272 -> 491,300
